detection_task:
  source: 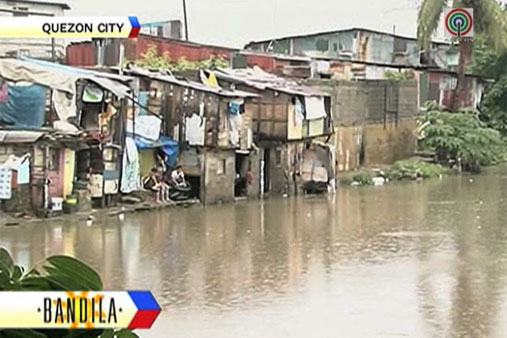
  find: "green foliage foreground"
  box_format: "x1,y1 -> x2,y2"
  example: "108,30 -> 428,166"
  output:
0,248 -> 137,338
418,104 -> 507,172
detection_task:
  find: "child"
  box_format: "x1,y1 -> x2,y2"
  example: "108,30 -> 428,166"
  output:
143,168 -> 170,203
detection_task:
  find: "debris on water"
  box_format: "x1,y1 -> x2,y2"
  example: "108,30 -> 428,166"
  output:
470,179 -> 474,183
86,215 -> 95,227
380,231 -> 449,238
5,221 -> 20,227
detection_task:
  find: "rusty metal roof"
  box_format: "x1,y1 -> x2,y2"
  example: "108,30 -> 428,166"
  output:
122,67 -> 259,98
214,67 -> 330,97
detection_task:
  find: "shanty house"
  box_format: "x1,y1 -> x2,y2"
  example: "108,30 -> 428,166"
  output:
212,67 -> 335,195
118,67 -> 259,204
0,58 -> 132,214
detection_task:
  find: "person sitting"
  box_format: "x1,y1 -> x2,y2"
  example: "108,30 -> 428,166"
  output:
170,165 -> 187,188
143,168 -> 169,203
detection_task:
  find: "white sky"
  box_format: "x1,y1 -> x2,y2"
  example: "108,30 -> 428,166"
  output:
67,0 -> 431,47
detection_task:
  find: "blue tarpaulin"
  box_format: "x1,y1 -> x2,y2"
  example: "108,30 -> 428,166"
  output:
0,84 -> 46,128
133,135 -> 179,167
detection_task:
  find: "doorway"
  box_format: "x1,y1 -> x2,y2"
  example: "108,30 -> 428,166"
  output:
263,148 -> 271,193
235,153 -> 249,197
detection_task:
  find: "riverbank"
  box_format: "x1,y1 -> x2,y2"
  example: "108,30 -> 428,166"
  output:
0,198 -> 201,227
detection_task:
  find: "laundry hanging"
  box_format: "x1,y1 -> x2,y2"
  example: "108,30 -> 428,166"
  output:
120,137 -> 140,194
0,165 -> 12,200
294,97 -> 305,126
228,99 -> 244,115
185,114 -> 206,146
304,97 -> 327,120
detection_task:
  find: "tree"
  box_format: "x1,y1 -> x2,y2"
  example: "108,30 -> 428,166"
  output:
418,103 -> 506,172
469,35 -> 507,134
417,0 -> 507,111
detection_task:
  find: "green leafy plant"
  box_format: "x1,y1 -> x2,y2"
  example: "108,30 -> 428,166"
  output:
386,159 -> 447,181
0,248 -> 138,338
132,44 -> 229,71
418,105 -> 507,172
384,70 -> 413,82
135,45 -> 172,70
352,171 -> 374,186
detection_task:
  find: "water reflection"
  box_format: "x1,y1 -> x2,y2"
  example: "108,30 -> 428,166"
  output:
1,167 -> 507,337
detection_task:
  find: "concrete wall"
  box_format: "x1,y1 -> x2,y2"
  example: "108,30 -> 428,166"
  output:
363,118 -> 416,166
203,149 -> 235,205
306,79 -> 418,171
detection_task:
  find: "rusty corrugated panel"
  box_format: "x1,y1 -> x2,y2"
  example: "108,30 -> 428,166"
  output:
135,35 -> 235,62
65,42 -> 96,66
244,54 -> 276,72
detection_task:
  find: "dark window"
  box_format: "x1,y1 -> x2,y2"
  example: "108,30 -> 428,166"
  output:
316,39 -> 329,52
13,7 -> 29,17
394,38 -> 408,53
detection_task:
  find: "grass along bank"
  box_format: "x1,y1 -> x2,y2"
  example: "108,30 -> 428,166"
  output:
338,159 -> 449,187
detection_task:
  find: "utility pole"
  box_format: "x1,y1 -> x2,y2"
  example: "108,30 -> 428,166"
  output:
182,0 -> 189,40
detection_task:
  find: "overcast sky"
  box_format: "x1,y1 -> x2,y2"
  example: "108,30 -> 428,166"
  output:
67,0 -> 431,47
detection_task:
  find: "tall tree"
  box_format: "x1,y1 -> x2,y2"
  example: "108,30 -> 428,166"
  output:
417,0 -> 507,111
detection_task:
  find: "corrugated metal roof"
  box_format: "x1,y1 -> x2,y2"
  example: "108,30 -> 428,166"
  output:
122,67 -> 259,98
214,67 -> 330,97
0,58 -> 132,98
10,0 -> 70,9
0,130 -> 45,143
245,27 -> 450,48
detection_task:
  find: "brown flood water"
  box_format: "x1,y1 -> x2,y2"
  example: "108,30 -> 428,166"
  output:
3,166 -> 507,337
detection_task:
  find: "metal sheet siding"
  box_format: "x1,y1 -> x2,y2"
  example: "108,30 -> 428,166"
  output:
65,43 -> 96,66
135,35 -> 235,62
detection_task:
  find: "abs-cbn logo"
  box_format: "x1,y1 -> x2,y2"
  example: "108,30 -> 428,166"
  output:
444,8 -> 474,42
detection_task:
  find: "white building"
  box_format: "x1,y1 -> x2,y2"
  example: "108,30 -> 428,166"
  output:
0,0 -> 70,60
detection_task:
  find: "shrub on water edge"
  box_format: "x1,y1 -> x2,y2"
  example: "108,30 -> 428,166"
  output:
338,170 -> 374,186
386,159 -> 448,181
352,171 -> 374,186
418,104 -> 507,172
